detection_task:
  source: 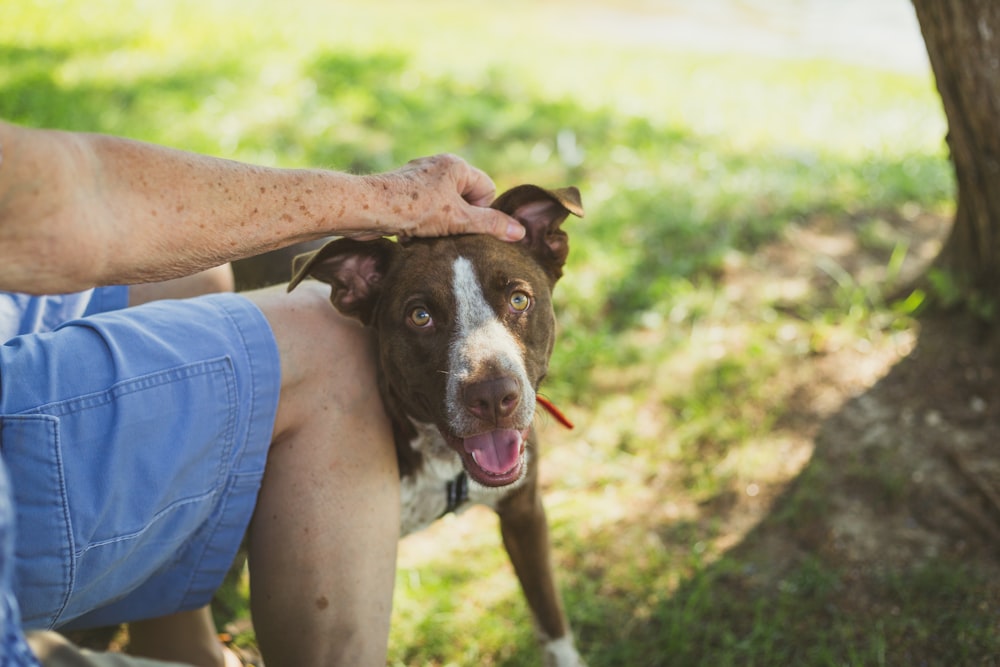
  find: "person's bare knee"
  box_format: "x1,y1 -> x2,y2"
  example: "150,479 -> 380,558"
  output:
244,282 -> 400,667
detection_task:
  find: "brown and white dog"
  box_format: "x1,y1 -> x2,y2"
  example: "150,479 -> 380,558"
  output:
287,185 -> 586,667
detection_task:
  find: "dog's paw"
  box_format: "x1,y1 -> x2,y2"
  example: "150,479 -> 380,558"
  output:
543,636 -> 588,667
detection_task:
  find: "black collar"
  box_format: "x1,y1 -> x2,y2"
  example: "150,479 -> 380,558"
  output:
441,471 -> 469,517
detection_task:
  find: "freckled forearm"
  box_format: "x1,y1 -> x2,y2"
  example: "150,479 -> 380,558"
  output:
76,133 -> 381,284
0,121 -> 381,293
0,121 -> 514,294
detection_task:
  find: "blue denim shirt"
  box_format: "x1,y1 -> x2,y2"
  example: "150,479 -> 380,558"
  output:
1,460 -> 40,666
1,287 -> 127,665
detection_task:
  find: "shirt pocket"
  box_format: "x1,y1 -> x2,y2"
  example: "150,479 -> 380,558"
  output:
1,414 -> 74,629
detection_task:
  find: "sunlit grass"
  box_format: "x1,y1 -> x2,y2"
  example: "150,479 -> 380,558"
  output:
5,1 -> 986,664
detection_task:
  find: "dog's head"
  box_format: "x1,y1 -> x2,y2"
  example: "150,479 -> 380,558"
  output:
288,185 -> 583,488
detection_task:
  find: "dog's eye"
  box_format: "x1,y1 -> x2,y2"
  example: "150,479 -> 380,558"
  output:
509,291 -> 531,312
409,307 -> 432,327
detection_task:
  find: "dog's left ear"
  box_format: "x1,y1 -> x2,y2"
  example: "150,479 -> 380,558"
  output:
287,237 -> 400,325
491,185 -> 584,281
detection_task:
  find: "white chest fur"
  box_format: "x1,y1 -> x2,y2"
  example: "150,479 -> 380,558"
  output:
399,420 -> 521,536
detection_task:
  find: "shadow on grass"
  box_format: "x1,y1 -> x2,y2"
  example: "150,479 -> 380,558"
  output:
558,315 -> 1000,666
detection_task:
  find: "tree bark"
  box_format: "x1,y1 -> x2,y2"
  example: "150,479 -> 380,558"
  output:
911,0 -> 1000,297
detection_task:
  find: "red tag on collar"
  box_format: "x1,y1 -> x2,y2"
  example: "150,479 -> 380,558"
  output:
536,395 -> 574,429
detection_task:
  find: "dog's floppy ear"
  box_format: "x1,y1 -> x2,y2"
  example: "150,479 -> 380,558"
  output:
287,237 -> 400,324
491,185 -> 584,281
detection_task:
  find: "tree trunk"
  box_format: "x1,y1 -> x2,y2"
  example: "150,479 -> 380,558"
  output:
911,0 -> 1000,298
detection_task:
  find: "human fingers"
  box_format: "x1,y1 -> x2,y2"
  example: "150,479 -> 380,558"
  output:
454,161 -> 497,208
431,155 -> 525,241
463,203 -> 525,242
391,155 -> 521,240
402,153 -> 496,208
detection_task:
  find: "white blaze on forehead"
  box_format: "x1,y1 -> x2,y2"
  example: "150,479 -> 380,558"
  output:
447,256 -> 534,432
451,256 -> 496,333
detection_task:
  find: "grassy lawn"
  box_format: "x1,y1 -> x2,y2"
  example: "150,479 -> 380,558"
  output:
8,1 -> 992,665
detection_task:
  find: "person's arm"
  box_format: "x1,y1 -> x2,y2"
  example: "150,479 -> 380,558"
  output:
0,120 -> 523,295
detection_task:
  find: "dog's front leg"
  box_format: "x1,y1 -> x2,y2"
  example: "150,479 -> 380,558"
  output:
497,476 -> 587,667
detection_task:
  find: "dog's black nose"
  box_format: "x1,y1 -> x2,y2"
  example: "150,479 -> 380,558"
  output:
463,377 -> 521,423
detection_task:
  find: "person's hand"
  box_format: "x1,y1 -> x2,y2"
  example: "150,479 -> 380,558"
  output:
356,154 -> 525,242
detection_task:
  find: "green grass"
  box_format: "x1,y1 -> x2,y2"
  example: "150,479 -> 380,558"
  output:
7,1 -> 994,665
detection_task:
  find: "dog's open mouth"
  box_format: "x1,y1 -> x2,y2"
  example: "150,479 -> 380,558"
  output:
456,428 -> 528,487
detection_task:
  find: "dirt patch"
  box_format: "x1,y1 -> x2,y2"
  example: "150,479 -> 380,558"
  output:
817,313 -> 1000,566
711,208 -> 1000,660
742,207 -> 1000,568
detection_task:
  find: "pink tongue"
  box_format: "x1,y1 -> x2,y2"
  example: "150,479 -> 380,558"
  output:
463,429 -> 522,475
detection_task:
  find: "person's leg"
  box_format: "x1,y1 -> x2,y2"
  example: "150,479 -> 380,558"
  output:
4,281 -> 399,667
244,282 -> 400,667
129,266 -> 404,667
126,607 -> 237,667
125,281 -> 401,667
28,630 -> 193,666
